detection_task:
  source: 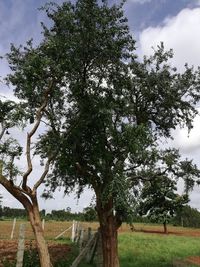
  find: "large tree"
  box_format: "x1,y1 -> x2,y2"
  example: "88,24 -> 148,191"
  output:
2,1 -> 200,267
35,2 -> 200,267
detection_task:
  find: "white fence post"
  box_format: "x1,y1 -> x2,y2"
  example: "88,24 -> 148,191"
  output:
10,218 -> 16,239
42,219 -> 45,230
71,220 -> 75,242
16,223 -> 26,267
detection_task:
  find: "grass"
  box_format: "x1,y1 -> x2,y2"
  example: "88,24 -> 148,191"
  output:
60,232 -> 200,267
1,221 -> 200,266
118,232 -> 200,267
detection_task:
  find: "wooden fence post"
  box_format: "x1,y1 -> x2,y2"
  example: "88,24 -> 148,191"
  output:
86,230 -> 98,264
87,227 -> 92,241
79,229 -> 84,251
10,218 -> 16,239
70,233 -> 98,267
16,223 -> 26,267
96,228 -> 103,267
74,221 -> 80,242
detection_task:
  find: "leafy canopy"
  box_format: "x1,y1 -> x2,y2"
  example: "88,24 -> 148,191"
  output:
4,0 -> 200,225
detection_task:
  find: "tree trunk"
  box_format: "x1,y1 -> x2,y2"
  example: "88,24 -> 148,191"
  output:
28,199 -> 52,267
0,175 -> 52,267
163,221 -> 168,234
96,196 -> 120,267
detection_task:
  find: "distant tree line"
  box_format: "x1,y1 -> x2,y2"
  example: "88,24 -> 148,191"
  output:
137,205 -> 200,229
1,204 -> 200,229
0,206 -> 27,219
0,205 -> 98,222
172,205 -> 200,228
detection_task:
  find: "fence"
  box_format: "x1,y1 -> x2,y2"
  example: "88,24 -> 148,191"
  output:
70,225 -> 103,267
0,219 -> 102,267
0,219 -> 99,240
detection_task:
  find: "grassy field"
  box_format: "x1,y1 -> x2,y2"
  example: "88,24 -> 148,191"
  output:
1,220 -> 200,266
118,232 -> 200,267
1,220 -> 200,239
77,232 -> 200,267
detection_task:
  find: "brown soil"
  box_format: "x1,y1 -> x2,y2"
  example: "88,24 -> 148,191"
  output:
186,256 -> 200,266
136,228 -> 200,237
173,257 -> 200,267
0,240 -> 71,267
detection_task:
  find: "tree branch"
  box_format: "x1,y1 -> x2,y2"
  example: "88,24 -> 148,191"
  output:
0,173 -> 33,211
33,155 -> 54,194
0,122 -> 6,141
22,81 -> 54,191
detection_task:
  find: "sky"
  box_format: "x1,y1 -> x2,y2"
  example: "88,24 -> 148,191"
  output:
1,0 -> 200,212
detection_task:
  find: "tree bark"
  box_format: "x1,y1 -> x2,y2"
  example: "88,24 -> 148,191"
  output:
163,221 -> 168,234
28,197 -> 52,267
96,196 -> 120,267
0,176 -> 52,267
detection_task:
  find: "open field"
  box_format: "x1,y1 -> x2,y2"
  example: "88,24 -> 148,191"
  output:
118,232 -> 200,267
2,220 -> 200,240
0,220 -> 99,240
1,221 -> 200,266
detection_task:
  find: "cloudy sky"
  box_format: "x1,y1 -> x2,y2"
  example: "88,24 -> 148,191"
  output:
1,0 -> 200,212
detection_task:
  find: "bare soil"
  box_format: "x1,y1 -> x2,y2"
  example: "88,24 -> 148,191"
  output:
135,228 -> 200,237
0,240 -> 71,267
186,256 -> 200,266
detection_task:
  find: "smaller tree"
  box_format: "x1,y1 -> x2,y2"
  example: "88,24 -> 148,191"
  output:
139,176 -> 188,234
137,149 -> 199,234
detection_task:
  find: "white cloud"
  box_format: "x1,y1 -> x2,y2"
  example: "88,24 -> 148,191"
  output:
139,8 -> 200,210
129,0 -> 152,3
170,112 -> 200,154
139,8 -> 200,71
139,7 -> 200,154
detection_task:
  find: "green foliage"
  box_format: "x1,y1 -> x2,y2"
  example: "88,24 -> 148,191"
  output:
137,148 -> 200,228
3,3 -> 200,266
139,175 -> 188,225
1,206 -> 27,218
27,0 -> 200,226
0,138 -> 23,180
0,100 -> 27,129
83,205 -> 97,221
23,242 -> 40,267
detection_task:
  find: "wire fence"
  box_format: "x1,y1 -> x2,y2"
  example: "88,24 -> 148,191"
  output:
0,219 -> 99,240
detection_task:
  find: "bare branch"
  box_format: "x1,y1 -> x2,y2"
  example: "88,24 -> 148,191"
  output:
22,81 -> 54,190
33,155 -> 54,194
9,155 -> 15,181
0,123 -> 6,141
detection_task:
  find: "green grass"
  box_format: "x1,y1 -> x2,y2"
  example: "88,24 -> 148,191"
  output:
62,232 -> 200,267
118,232 -> 200,267
6,232 -> 199,267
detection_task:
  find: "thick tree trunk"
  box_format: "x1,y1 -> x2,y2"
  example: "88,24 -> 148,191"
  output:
28,199 -> 52,267
163,221 -> 168,234
96,196 -> 120,267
